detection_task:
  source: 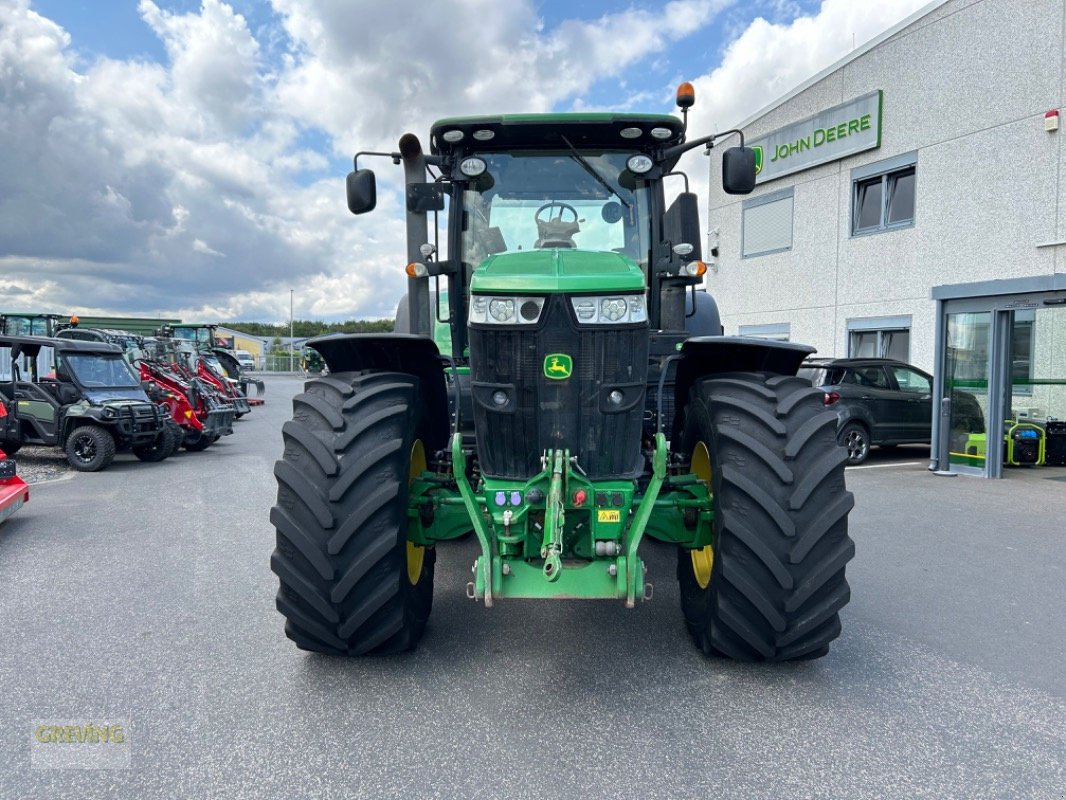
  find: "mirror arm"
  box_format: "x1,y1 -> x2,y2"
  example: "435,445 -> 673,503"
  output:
354,151 -> 401,170
660,128 -> 745,163
662,170 -> 690,193
354,152 -> 445,170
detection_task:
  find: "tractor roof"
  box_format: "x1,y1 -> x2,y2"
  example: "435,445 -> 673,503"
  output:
0,333 -> 122,359
429,113 -> 685,155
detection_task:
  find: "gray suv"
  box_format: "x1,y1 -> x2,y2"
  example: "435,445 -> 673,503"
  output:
798,358 -> 984,465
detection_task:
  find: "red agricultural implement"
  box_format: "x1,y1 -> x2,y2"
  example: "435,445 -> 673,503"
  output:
0,443 -> 29,526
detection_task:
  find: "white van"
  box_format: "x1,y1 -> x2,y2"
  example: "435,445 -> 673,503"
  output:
235,350 -> 256,370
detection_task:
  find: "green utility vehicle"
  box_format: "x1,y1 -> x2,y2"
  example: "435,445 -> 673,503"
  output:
0,335 -> 174,471
271,84 -> 855,661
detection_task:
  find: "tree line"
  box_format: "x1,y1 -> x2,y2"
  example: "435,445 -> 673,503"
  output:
224,319 -> 392,338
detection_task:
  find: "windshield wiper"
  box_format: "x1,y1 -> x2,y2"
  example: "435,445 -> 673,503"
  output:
561,135 -> 631,210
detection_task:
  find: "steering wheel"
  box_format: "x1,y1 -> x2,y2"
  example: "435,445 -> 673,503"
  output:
534,202 -> 579,225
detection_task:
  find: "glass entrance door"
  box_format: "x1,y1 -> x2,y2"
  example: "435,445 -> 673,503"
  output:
943,311 -> 992,475
1005,305 -> 1066,470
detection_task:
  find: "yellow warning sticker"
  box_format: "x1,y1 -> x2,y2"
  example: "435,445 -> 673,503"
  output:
597,509 -> 621,523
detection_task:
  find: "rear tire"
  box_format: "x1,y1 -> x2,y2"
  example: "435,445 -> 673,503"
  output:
133,424 -> 176,462
0,442 -> 21,456
65,425 -> 116,472
676,372 -> 855,661
271,371 -> 434,655
183,429 -> 213,452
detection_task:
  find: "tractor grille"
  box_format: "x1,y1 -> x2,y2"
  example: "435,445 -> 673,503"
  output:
469,295 -> 648,480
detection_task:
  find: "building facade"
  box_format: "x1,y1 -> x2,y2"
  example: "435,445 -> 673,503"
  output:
706,0 -> 1066,476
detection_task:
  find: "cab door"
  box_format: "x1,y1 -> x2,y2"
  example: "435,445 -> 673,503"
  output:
14,384 -> 59,442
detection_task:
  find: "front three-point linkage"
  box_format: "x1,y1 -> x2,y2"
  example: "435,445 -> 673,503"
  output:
539,449 -> 568,582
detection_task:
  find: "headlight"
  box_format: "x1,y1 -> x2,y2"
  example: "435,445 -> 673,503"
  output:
469,295 -> 545,325
626,154 -> 654,174
489,299 -> 514,322
570,294 -> 647,325
459,157 -> 487,177
600,298 -> 627,322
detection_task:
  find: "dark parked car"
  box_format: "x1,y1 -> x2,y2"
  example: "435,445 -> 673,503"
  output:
798,358 -> 985,465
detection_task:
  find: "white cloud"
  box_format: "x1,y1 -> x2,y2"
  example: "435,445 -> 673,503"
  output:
270,0 -> 731,155
138,0 -> 261,133
691,0 -> 930,134
0,0 -> 930,324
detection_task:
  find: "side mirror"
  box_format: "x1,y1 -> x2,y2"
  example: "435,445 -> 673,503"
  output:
664,192 -> 702,261
722,147 -> 756,195
346,169 -> 377,214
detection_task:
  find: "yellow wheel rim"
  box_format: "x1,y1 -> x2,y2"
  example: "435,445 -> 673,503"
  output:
691,545 -> 713,590
406,439 -> 427,586
690,441 -> 714,589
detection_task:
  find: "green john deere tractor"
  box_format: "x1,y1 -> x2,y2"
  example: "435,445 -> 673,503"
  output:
270,83 -> 855,661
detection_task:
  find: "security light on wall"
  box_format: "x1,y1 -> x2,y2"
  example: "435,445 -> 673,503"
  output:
707,228 -> 720,272
1046,109 -> 1060,132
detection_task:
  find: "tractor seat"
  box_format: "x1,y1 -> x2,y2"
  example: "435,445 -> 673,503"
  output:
534,216 -> 580,249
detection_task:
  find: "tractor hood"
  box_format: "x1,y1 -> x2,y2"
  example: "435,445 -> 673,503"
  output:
470,250 -> 645,295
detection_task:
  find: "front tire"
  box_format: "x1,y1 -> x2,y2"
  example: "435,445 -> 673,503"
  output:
677,373 -> 855,661
65,425 -> 116,472
270,371 -> 434,655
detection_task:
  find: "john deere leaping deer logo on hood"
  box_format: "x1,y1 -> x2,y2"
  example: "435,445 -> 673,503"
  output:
543,353 -> 572,380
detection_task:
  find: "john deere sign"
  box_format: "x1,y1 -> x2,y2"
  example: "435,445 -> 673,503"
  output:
749,90 -> 882,184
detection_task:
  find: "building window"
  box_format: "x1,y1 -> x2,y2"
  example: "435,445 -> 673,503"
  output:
742,187 -> 793,257
851,153 -> 917,235
739,322 -> 790,341
847,315 -> 911,361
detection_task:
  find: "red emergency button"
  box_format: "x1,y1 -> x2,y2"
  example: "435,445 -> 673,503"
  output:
573,490 -> 587,506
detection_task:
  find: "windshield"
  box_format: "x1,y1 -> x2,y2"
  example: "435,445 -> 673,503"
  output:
4,316 -> 52,336
62,353 -> 140,388
172,327 -> 212,347
462,151 -> 652,270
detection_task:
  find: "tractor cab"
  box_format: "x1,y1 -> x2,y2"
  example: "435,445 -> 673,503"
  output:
0,313 -> 62,338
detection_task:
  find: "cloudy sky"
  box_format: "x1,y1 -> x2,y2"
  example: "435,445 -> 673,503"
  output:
0,0 -> 930,323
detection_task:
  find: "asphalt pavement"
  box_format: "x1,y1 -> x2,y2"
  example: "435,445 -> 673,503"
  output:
1,375 -> 1064,799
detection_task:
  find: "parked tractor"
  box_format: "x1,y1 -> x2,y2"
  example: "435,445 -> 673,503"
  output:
300,347 -> 325,377
0,313 -> 61,338
0,335 -> 175,471
138,336 -> 236,450
163,323 -> 263,404
271,84 -> 855,661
